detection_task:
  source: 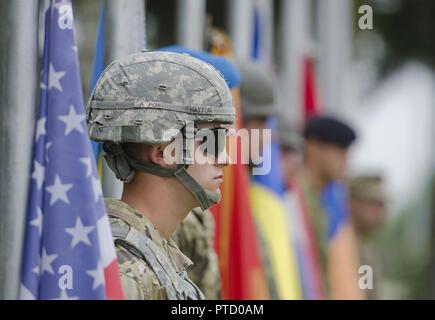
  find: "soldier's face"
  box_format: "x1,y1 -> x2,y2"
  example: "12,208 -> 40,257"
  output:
350,197 -> 387,234
319,144 -> 348,182
306,140 -> 349,184
186,123 -> 230,195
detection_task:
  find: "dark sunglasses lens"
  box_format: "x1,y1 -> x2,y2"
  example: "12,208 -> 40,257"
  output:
215,129 -> 227,156
197,128 -> 227,158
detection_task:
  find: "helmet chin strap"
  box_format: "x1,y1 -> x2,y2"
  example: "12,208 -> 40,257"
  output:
123,152 -> 219,211
173,167 -> 221,210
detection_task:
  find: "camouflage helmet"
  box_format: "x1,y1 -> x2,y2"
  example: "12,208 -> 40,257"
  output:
237,60 -> 279,121
87,51 -> 235,144
86,51 -> 235,210
277,117 -> 304,152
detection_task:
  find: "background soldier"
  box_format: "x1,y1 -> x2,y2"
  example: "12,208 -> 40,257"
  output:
278,119 -> 304,187
86,51 -> 235,299
349,174 -> 388,299
293,115 -> 364,299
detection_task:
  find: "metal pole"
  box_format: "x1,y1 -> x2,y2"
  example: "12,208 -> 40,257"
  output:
228,0 -> 254,59
0,0 -> 38,299
176,0 -> 206,50
260,0 -> 274,65
103,0 -> 146,199
316,0 -> 353,113
279,0 -> 311,126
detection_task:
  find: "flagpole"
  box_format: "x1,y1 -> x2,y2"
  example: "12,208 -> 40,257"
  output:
228,0 -> 254,59
103,0 -> 146,199
278,0 -> 311,127
0,0 -> 38,299
260,0 -> 274,65
316,0 -> 353,114
176,0 -> 205,50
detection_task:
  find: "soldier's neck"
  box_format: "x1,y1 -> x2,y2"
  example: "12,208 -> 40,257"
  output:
121,173 -> 196,240
302,164 -> 326,194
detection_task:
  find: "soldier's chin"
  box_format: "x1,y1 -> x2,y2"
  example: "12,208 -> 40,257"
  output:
204,189 -> 222,206
209,186 -> 221,197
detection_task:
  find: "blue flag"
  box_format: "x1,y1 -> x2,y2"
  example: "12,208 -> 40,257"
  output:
20,0 -> 123,300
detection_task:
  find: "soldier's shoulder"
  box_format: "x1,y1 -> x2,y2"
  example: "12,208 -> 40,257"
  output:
115,239 -> 165,300
106,205 -> 166,300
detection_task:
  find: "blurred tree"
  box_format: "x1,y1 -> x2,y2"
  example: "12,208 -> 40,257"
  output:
427,177 -> 435,299
355,0 -> 435,75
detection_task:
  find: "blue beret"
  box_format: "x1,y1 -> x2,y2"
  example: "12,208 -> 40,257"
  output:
303,116 -> 357,148
159,45 -> 241,89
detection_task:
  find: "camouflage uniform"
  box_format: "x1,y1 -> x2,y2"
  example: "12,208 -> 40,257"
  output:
348,175 -> 387,299
172,208 -> 221,299
86,51 -> 235,300
106,198 -> 202,299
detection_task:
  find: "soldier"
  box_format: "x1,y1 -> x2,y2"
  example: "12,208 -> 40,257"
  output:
86,51 -> 235,299
291,115 -> 364,299
238,61 -> 304,300
348,174 -> 388,299
278,119 -> 304,187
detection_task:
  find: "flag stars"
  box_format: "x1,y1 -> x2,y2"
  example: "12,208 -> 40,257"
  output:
86,261 -> 104,290
45,175 -> 73,206
32,265 -> 40,275
30,207 -> 43,237
65,217 -> 94,248
80,157 -> 92,177
58,105 -> 86,135
32,255 -> 41,275
35,117 -> 47,141
31,160 -> 45,190
45,142 -> 52,163
40,247 -> 58,275
47,63 -> 66,92
91,176 -> 103,202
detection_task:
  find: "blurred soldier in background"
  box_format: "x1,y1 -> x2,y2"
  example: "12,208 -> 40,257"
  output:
349,174 -> 388,299
238,60 -> 303,299
161,45 -> 241,300
238,60 -> 280,298
238,60 -> 278,156
278,119 -> 304,187
292,116 -> 364,299
86,51 -> 235,299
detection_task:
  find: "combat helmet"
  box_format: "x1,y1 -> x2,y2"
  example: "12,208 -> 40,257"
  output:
86,51 -> 235,210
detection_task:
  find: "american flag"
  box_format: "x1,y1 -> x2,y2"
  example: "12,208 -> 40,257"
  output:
19,0 -> 124,300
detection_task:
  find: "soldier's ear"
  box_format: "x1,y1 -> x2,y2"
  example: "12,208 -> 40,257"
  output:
148,144 -> 177,169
